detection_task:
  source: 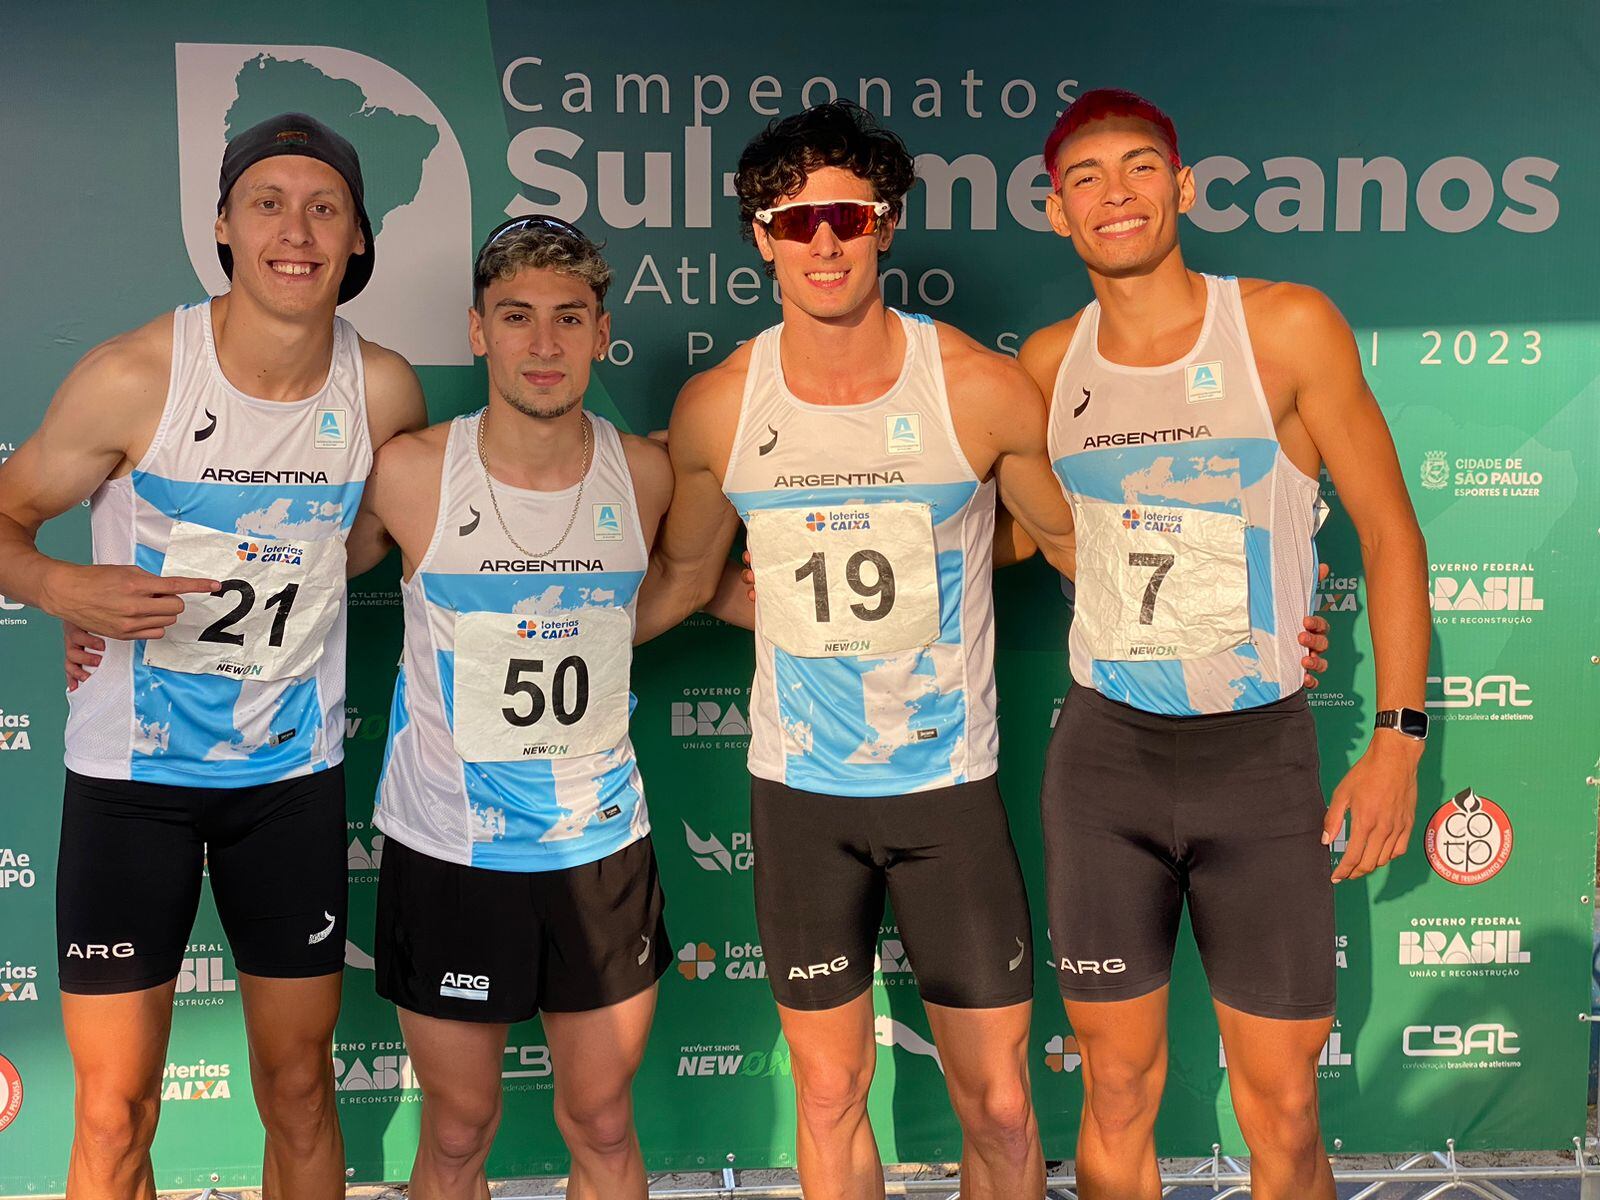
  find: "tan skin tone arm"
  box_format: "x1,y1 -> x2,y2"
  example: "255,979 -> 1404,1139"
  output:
0,320 -> 221,640
1256,284 -> 1430,881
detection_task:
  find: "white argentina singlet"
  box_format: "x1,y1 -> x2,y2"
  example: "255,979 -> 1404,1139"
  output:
1047,274 -> 1323,716
65,300 -> 370,786
723,311 -> 997,796
374,410 -> 649,871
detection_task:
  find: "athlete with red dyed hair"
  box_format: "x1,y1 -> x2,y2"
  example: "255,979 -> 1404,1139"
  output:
1017,90 -> 1430,1199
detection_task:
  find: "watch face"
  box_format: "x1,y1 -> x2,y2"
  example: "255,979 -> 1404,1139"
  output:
1398,707 -> 1429,738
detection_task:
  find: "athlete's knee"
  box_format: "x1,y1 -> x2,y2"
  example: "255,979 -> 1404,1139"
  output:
957,1076 -> 1035,1159
254,1049 -> 335,1123
424,1089 -> 503,1167
1232,1077 -> 1323,1158
74,1088 -> 160,1162
1082,1057 -> 1162,1139
554,1088 -> 636,1161
793,1057 -> 873,1134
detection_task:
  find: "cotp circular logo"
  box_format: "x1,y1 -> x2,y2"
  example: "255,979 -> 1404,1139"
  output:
0,1052 -> 22,1132
1424,787 -> 1513,886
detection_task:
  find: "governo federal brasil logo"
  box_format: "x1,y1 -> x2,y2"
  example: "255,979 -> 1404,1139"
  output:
175,42 -> 470,365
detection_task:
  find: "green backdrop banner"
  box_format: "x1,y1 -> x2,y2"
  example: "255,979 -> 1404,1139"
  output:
2,2 -> 1597,1191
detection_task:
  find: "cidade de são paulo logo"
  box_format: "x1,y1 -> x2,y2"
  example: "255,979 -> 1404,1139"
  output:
1424,787 -> 1513,886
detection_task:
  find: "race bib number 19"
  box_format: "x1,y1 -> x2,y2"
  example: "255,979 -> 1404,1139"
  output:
1072,500 -> 1252,662
747,501 -> 940,658
143,520 -> 346,682
452,609 -> 632,762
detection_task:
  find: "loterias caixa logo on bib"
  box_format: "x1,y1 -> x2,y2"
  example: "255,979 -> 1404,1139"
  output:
174,42 -> 470,366
1425,787 -> 1513,886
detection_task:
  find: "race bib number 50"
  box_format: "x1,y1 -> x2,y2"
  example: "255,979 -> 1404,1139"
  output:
143,521 -> 345,681
452,609 -> 632,762
747,502 -> 940,658
1073,501 -> 1252,662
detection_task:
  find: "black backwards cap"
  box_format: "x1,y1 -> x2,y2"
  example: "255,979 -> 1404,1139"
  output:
216,112 -> 375,304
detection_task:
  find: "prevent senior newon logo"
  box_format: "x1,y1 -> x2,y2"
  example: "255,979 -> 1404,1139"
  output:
174,42 -> 471,365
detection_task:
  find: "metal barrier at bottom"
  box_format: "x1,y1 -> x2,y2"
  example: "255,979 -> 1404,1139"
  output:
171,1141 -> 1600,1199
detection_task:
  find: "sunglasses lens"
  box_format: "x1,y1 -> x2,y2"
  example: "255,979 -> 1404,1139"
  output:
768,202 -> 879,242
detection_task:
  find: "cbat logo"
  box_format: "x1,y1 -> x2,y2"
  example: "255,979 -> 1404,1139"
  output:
885,412 -> 922,454
677,941 -> 717,981
593,503 -> 623,541
1043,1033 -> 1082,1073
1402,1023 -> 1520,1064
503,1043 -> 553,1081
1426,674 -> 1533,720
0,1053 -> 22,1132
1121,507 -> 1141,530
315,407 -> 346,449
1421,450 -> 1450,490
1185,360 -> 1224,403
805,511 -> 827,532
683,821 -> 753,873
176,42 -> 471,364
0,961 -> 40,1004
1425,787 -> 1513,886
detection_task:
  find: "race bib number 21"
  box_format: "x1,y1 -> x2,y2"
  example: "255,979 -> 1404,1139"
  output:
143,521 -> 345,682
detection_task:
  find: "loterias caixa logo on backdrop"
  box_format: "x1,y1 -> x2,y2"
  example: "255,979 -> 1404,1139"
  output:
174,43 -> 472,365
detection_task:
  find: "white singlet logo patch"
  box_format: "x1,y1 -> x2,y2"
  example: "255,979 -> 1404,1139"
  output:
884,413 -> 922,455
1186,361 -> 1225,404
315,408 -> 347,449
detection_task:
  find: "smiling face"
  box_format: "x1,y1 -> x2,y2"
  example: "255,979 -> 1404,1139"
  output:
753,166 -> 894,323
1044,117 -> 1195,278
214,156 -> 365,315
468,266 -> 611,420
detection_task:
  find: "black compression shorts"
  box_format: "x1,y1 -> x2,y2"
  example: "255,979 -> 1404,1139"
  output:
57,766 -> 348,994
751,774 -> 1033,1012
1042,687 -> 1336,1021
374,834 -> 671,1022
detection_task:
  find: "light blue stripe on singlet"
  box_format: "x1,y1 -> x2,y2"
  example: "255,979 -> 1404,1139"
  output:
1224,644 -> 1282,710
376,664 -> 410,797
1051,437 -> 1277,513
725,480 -> 979,528
127,543 -> 324,784
420,568 -> 646,870
1244,525 -> 1276,635
132,471 -> 365,534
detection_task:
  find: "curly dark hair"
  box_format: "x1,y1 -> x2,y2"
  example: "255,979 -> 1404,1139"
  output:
735,100 -> 917,271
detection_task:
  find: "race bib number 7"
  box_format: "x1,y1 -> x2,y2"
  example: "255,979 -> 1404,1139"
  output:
1073,501 -> 1252,662
143,521 -> 345,681
452,609 -> 632,762
747,502 -> 940,658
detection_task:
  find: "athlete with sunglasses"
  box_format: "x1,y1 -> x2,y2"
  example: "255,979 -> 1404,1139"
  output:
635,100 -> 1078,1200
335,215 -> 686,1199
1018,90 -> 1428,1199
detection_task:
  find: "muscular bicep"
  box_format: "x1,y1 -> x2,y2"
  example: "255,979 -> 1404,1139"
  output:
361,341 -> 429,448
0,345 -> 161,530
1291,297 -> 1419,542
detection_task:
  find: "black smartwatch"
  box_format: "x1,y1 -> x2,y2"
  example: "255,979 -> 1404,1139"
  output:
1375,707 -> 1429,741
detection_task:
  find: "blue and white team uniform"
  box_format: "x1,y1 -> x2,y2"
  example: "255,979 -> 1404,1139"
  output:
722,312 -> 1032,1011
1042,275 -> 1336,1020
372,410 -> 669,1021
58,300 -> 369,993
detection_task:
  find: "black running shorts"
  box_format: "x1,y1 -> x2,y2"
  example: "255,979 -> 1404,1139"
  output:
1042,687 -> 1336,1021
751,774 -> 1034,1012
374,834 -> 671,1023
57,766 -> 348,994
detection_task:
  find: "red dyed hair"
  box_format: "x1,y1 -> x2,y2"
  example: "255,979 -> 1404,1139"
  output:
1042,89 -> 1181,187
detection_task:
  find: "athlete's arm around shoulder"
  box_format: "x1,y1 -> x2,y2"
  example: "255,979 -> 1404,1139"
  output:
1250,280 -> 1430,881
345,338 -> 429,577
632,347 -> 747,644
357,422 -> 450,581
0,313 -> 221,636
619,431 -> 673,553
937,321 -> 1077,577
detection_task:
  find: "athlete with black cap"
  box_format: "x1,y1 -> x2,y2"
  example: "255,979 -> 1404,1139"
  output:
0,112 -> 425,1197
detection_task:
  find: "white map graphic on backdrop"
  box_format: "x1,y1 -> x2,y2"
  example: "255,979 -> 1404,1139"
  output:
174,42 -> 472,364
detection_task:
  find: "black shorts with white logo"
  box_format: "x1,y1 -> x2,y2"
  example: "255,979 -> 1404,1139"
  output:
1042,686 -> 1336,1020
751,774 -> 1034,1012
374,833 -> 671,1023
57,766 -> 348,994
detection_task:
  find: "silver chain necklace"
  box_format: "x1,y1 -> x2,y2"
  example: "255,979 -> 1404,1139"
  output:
476,407 -> 591,559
